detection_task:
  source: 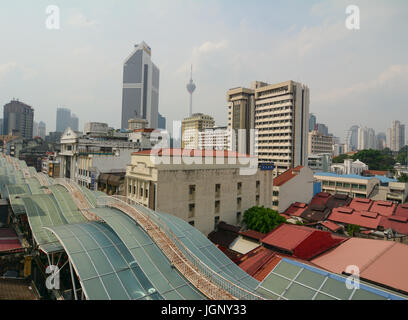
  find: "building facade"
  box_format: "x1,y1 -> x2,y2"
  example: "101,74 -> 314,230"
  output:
181,113 -> 215,149
387,120 -> 405,152
308,130 -> 334,155
198,126 -> 231,151
38,121 -> 46,140
121,41 -> 159,129
254,80 -> 309,174
125,149 -> 273,235
227,86 -> 256,155
3,99 -> 34,139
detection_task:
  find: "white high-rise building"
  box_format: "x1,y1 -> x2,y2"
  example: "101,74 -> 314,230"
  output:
38,121 -> 46,139
255,80 -> 310,174
387,120 -> 405,152
121,41 -> 159,129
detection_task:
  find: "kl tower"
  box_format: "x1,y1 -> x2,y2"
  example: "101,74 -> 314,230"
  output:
186,65 -> 196,117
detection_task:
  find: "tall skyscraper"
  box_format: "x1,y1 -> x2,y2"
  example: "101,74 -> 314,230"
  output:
121,41 -> 159,129
316,123 -> 329,136
357,126 -> 376,150
56,108 -> 72,133
0,119 -> 3,136
186,65 -> 196,117
70,113 -> 79,131
377,132 -> 386,150
254,80 -> 310,173
309,114 -> 317,132
346,125 -> 359,151
387,120 -> 405,152
38,121 -> 46,139
3,99 -> 34,139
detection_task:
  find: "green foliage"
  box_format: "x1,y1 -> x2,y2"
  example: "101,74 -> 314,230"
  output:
243,206 -> 286,234
352,149 -> 395,171
396,146 -> 408,165
332,154 -> 350,163
398,173 -> 408,183
347,224 -> 360,236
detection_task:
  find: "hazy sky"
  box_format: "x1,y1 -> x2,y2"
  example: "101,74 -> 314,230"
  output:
0,0 -> 407,141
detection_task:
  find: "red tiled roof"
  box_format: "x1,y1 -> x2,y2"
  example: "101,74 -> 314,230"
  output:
363,170 -> 389,176
348,198 -> 373,212
328,207 -> 381,230
309,192 -> 332,207
260,224 -> 346,260
320,221 -> 342,232
132,148 -> 251,157
0,228 -> 22,253
395,204 -> 408,218
239,230 -> 265,241
370,201 -> 397,217
132,128 -> 155,133
273,166 -> 304,187
379,216 -> 408,235
282,202 -> 308,217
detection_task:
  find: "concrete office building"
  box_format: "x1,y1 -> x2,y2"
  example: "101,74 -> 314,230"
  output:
198,126 -> 231,151
181,113 -> 215,149
308,153 -> 332,172
227,86 -> 256,155
125,148 -> 273,235
3,99 -> 34,139
58,126 -> 141,189
121,41 -> 159,129
255,80 -> 309,174
308,130 -> 334,155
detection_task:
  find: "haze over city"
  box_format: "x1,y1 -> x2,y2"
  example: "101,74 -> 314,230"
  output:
0,0 -> 407,141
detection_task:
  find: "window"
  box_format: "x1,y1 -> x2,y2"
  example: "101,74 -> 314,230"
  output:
336,182 -> 343,187
343,183 -> 350,188
256,195 -> 260,206
145,189 -> 149,198
351,184 -> 359,189
214,216 -> 220,229
140,188 -> 144,197
133,186 -> 136,194
273,191 -> 279,196
359,185 -> 366,190
329,181 -> 335,186
215,184 -> 221,194
128,185 -> 131,194
189,185 -> 196,195
273,201 -> 279,206
237,197 -> 242,209
322,181 -> 329,186
237,182 -> 242,195
188,203 -> 195,218
215,200 -> 220,214
189,221 -> 195,227
236,212 -> 242,224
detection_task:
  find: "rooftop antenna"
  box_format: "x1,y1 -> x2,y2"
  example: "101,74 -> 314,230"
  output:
186,64 -> 196,117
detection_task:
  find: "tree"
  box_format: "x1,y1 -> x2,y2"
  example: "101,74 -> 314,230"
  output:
398,173 -> 408,183
347,224 -> 360,236
352,149 -> 395,171
243,206 -> 286,234
332,154 -> 350,163
396,146 -> 408,165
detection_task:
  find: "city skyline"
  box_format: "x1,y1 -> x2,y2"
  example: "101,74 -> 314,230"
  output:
0,0 -> 407,141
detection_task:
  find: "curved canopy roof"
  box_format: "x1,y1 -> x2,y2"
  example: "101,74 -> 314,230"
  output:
45,222 -> 164,300
89,207 -> 206,300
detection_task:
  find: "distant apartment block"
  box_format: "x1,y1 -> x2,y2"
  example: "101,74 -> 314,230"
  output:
181,113 -> 215,149
3,99 -> 34,139
387,120 -> 405,152
198,126 -> 231,151
308,130 -> 334,155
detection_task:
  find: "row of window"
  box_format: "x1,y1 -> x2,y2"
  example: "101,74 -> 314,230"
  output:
128,184 -> 149,198
322,180 -> 367,190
